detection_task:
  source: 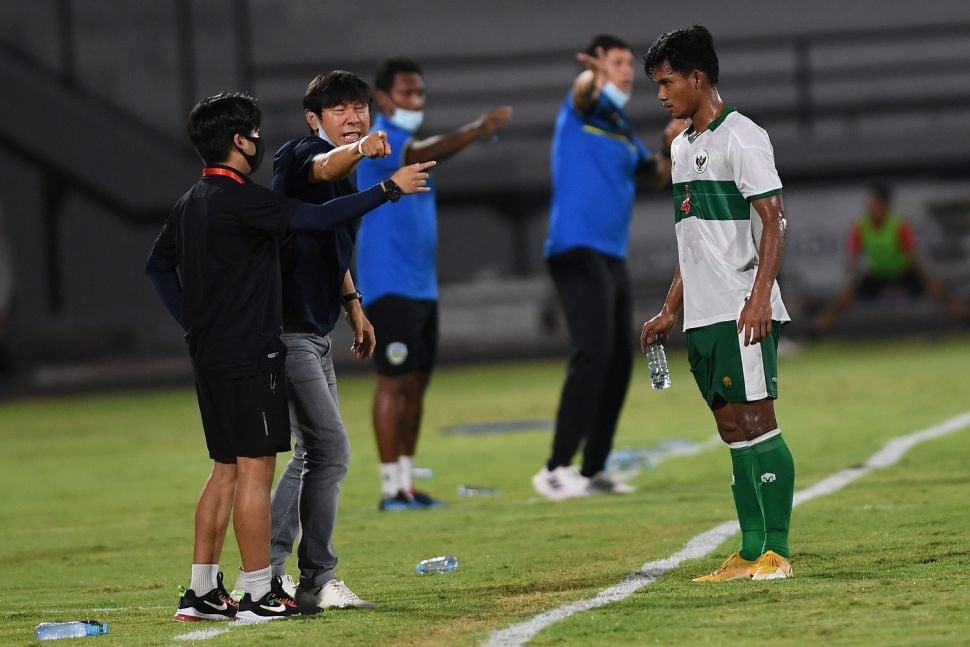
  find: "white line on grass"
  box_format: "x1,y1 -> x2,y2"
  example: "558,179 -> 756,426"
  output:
173,627 -> 232,641
165,435 -> 721,641
484,411 -> 970,647
12,605 -> 170,618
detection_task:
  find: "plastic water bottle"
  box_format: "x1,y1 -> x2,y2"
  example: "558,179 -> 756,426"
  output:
412,467 -> 434,479
415,555 -> 459,575
605,449 -> 640,472
457,485 -> 500,497
645,342 -> 671,390
35,621 -> 109,640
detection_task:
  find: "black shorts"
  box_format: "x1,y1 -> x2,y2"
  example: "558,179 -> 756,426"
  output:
857,268 -> 923,300
366,296 -> 438,376
193,349 -> 291,463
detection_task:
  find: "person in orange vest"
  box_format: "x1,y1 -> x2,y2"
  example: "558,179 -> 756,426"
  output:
811,183 -> 968,336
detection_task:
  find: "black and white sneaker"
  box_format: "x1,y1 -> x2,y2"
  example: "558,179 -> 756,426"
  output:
531,466 -> 589,501
586,471 -> 636,494
235,575 -> 301,623
173,572 -> 237,622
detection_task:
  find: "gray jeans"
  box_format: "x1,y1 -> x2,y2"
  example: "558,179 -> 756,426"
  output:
270,332 -> 350,588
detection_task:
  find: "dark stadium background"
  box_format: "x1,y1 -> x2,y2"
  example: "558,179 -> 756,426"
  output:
0,0 -> 967,395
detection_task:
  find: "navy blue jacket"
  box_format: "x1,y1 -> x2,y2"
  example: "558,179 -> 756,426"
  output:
274,136 -> 364,336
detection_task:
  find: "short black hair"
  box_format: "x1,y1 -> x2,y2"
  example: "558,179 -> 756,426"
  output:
584,34 -> 632,57
303,70 -> 371,115
374,57 -> 423,93
643,25 -> 719,85
187,91 -> 261,165
869,182 -> 892,204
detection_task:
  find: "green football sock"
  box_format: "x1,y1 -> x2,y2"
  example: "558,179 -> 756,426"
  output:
752,433 -> 795,558
729,445 -> 765,561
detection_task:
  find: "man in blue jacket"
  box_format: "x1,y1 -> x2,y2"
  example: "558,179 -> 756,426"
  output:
535,35 -> 680,501
269,70 -> 435,609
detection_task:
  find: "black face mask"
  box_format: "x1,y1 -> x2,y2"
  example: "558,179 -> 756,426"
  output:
237,134 -> 265,174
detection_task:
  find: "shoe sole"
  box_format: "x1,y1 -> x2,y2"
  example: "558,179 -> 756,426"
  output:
173,609 -> 234,622
752,569 -> 793,581
692,573 -> 753,583
234,611 -> 299,623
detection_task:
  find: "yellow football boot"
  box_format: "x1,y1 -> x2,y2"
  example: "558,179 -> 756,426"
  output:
751,550 -> 793,580
691,552 -> 757,582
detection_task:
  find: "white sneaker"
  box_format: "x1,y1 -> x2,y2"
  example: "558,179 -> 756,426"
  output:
298,579 -> 376,610
532,466 -> 590,501
279,573 -> 297,598
586,472 -> 636,495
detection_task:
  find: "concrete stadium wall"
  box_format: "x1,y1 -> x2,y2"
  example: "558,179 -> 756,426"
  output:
0,0 -> 968,371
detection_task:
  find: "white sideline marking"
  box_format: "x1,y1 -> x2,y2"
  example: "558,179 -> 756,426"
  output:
22,605 -> 168,617
173,627 -> 232,641
485,412 -> 970,647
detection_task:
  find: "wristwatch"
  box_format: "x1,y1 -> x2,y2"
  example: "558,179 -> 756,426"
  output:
341,290 -> 363,305
381,178 -> 402,203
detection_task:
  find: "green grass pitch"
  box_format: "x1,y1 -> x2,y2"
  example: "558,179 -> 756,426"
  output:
1,335 -> 969,645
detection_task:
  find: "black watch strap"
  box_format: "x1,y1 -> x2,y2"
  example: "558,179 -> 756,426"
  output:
341,290 -> 363,305
382,178 -> 402,203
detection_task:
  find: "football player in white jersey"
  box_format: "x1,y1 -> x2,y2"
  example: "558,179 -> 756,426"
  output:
640,25 -> 795,582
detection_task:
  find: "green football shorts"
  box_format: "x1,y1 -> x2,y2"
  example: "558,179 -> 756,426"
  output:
685,320 -> 785,409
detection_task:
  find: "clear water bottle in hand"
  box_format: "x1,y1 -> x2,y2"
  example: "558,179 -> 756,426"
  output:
415,555 -> 458,575
645,342 -> 671,390
36,621 -> 109,641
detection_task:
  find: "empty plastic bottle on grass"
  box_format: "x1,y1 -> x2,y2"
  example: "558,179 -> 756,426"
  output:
645,342 -> 671,390
415,555 -> 458,574
36,621 -> 109,641
457,485 -> 500,497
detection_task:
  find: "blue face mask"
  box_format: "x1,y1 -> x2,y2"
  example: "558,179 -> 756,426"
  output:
389,107 -> 424,133
316,125 -> 337,147
601,81 -> 631,109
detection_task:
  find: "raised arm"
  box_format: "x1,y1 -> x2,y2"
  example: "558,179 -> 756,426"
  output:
572,47 -> 608,113
308,131 -> 392,182
404,107 -> 511,165
738,195 -> 786,346
290,161 -> 437,232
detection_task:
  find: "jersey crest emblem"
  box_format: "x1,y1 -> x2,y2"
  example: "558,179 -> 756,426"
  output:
694,150 -> 709,174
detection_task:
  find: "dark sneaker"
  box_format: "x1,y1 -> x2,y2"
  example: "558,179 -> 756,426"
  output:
585,472 -> 636,495
234,576 -> 301,623
409,489 -> 444,508
173,571 -> 237,622
378,490 -> 421,512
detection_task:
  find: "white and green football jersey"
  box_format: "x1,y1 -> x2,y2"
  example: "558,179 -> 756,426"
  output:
670,108 -> 790,330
